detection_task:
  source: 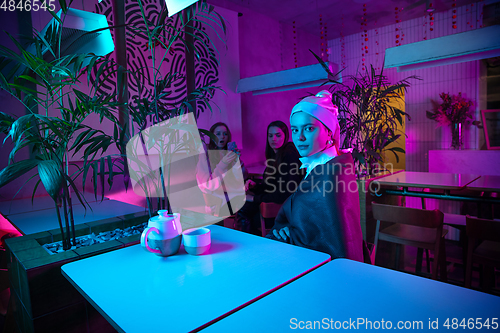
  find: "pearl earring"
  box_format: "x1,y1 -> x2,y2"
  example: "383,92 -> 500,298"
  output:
328,140 -> 333,145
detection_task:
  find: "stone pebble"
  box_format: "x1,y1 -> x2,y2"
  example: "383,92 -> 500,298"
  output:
43,222 -> 148,255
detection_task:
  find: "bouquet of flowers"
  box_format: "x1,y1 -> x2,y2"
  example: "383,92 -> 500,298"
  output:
426,92 -> 479,126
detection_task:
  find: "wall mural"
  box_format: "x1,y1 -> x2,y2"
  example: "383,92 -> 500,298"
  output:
93,0 -> 219,120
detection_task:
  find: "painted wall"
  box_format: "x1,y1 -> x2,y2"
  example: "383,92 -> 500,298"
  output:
210,0 -> 322,166
327,1 -> 486,173
326,1 -> 490,232
0,1 -> 240,201
196,6 -> 242,148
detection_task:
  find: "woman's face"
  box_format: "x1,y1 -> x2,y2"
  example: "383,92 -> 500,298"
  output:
213,125 -> 229,149
290,112 -> 330,157
268,126 -> 286,152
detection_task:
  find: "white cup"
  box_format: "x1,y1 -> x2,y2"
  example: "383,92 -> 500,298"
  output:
182,228 -> 211,255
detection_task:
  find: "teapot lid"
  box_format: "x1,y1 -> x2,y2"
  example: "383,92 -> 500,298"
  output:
158,210 -> 171,217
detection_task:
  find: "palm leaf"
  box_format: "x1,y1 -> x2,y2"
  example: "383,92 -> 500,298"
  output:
38,160 -> 63,201
0,159 -> 40,188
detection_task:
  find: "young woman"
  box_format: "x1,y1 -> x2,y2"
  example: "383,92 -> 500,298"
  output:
196,122 -> 246,217
235,121 -> 304,234
266,91 -> 364,261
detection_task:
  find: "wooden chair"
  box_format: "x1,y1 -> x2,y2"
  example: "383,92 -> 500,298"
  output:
464,215 -> 500,289
372,202 -> 448,281
259,202 -> 282,237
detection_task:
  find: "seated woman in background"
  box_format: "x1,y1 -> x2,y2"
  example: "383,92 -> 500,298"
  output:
235,120 -> 304,235
267,91 -> 363,261
196,122 -> 246,217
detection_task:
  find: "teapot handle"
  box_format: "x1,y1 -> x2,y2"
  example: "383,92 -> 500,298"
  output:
141,227 -> 162,254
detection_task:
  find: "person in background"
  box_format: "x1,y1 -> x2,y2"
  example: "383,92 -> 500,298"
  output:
267,91 -> 364,261
196,122 -> 246,217
235,121 -> 304,234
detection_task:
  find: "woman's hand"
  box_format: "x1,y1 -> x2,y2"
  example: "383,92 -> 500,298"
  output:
273,226 -> 290,241
221,151 -> 238,165
245,179 -> 256,192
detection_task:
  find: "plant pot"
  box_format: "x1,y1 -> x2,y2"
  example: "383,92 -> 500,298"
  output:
5,211 -> 150,333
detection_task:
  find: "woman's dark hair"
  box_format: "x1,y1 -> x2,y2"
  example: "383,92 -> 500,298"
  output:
265,120 -> 290,161
208,122 -> 232,150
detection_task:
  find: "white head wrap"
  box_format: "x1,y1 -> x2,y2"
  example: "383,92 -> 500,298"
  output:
290,90 -> 340,149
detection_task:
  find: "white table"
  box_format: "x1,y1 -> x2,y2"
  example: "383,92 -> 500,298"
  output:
375,171 -> 481,190
204,259 -> 500,332
62,225 -> 330,333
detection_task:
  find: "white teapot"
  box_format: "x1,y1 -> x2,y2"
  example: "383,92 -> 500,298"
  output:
140,210 -> 182,256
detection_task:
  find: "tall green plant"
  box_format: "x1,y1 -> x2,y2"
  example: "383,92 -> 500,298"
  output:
312,52 -> 419,177
0,9 -> 125,250
125,0 -> 225,216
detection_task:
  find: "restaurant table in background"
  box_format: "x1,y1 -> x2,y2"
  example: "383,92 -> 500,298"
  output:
375,171 -> 481,193
203,259 -> 500,332
246,164 -> 266,180
465,175 -> 500,193
375,171 -> 500,218
61,225 -> 330,333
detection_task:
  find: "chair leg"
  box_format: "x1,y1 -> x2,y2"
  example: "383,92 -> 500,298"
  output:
480,265 -> 495,292
260,214 -> 267,237
439,240 -> 447,282
416,248 -> 423,274
373,220 -> 380,264
465,237 -> 475,289
425,249 -> 431,273
395,244 -> 401,271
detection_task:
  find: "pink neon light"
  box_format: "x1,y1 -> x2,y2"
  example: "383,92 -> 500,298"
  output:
144,227 -> 161,254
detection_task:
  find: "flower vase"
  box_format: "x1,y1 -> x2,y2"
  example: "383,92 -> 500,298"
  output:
450,122 -> 463,150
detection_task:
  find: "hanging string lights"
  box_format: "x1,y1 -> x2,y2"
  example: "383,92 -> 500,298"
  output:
293,21 -> 298,68
361,3 -> 367,71
428,2 -> 435,32
452,0 -> 457,29
395,6 -> 400,46
423,8 -> 428,40
319,14 -> 328,62
375,26 -> 379,70
324,17 -> 328,62
479,0 -> 483,28
467,3 -> 472,29
341,14 -> 346,69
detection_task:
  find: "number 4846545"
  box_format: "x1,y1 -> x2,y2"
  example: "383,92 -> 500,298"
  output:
443,318 -> 498,330
0,0 -> 56,11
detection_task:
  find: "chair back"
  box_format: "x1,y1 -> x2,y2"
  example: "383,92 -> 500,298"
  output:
465,215 -> 500,288
372,202 -> 444,228
260,202 -> 282,219
372,202 -> 447,281
466,216 -> 500,243
259,202 -> 282,237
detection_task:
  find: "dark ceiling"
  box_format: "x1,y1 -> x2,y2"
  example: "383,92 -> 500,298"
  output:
209,0 -> 480,38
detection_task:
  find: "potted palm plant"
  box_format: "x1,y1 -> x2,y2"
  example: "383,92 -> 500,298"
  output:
124,0 -> 223,218
0,10 -> 125,251
312,52 -> 418,243
0,0 -> 226,331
